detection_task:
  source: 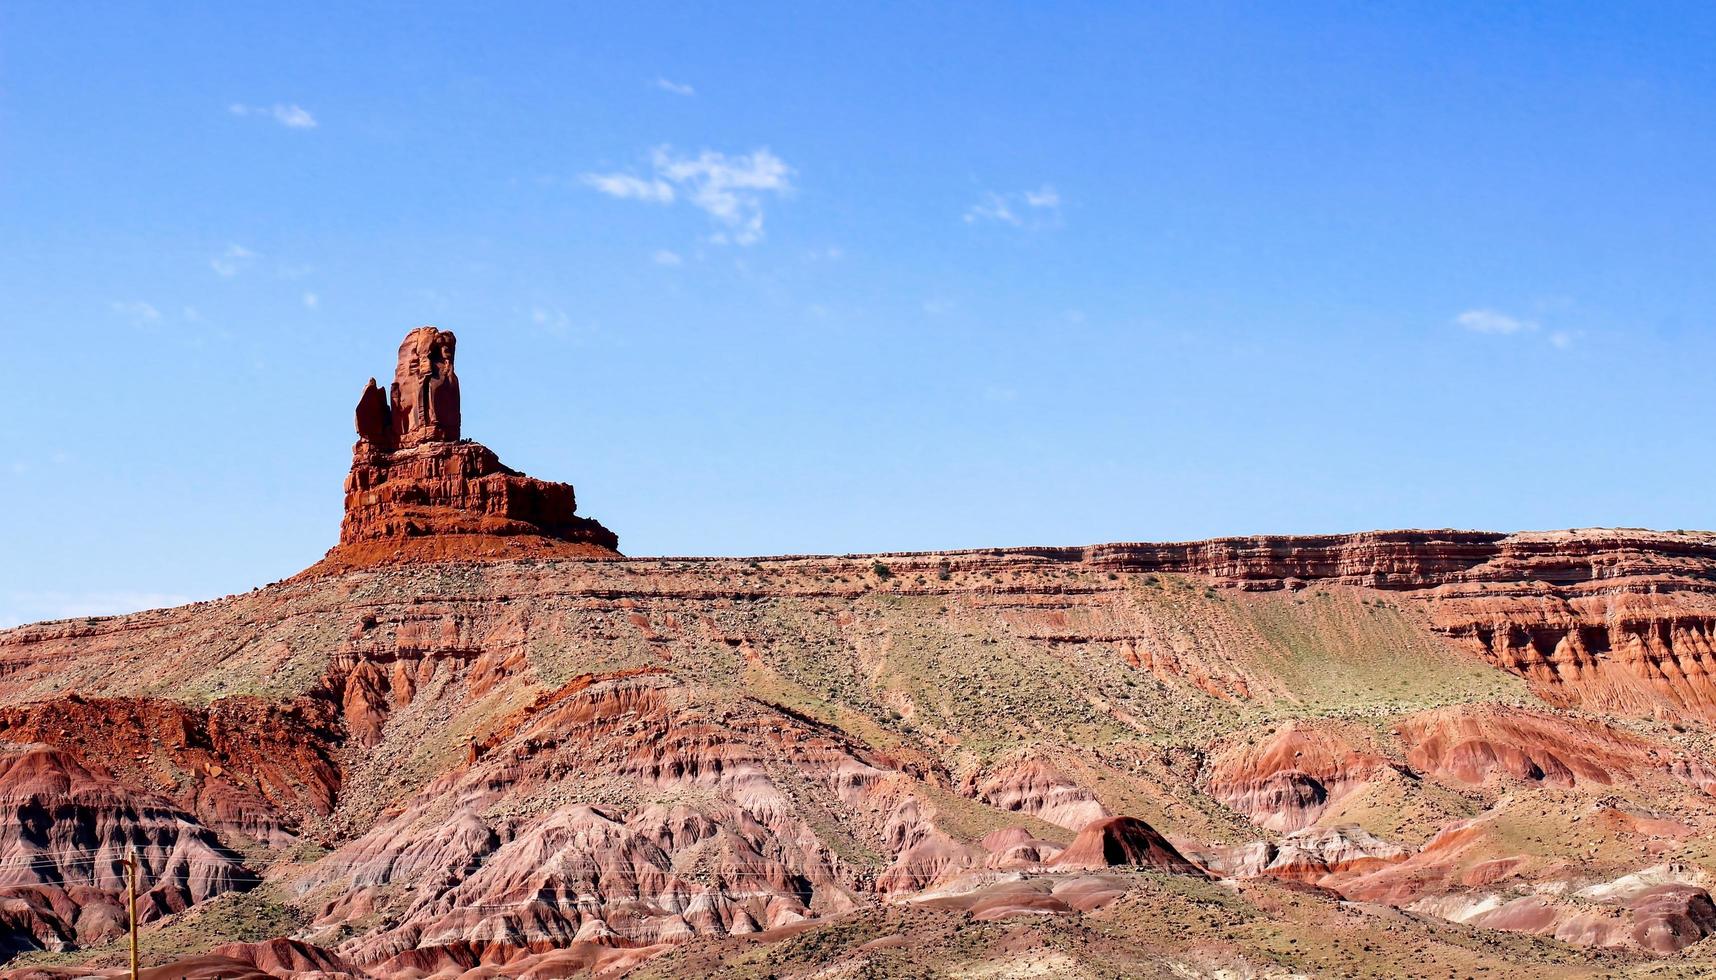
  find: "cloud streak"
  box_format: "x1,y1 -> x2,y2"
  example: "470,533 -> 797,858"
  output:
655,78 -> 695,96
582,173 -> 675,203
1454,309 -> 1536,334
210,243 -> 256,277
1453,308 -> 1575,348
228,103 -> 318,128
964,184 -> 1062,228
581,147 -> 794,245
110,300 -> 161,325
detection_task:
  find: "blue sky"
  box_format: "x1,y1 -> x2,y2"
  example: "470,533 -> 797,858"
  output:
2,3 -> 1713,625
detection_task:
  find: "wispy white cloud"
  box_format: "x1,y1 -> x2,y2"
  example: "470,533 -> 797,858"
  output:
964,184 -> 1061,228
1454,308 -> 1537,334
964,193 -> 1019,226
532,306 -> 565,329
228,102 -> 317,128
1453,307 -> 1577,348
652,249 -> 683,266
655,77 -> 695,96
529,305 -> 599,343
110,300 -> 161,325
1023,186 -> 1060,208
210,243 -> 257,277
581,147 -> 794,245
303,292 -> 319,310
581,173 -> 675,203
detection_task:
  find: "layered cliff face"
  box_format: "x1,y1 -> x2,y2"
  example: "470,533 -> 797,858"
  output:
0,745 -> 258,957
1078,528 -> 1716,723
2,527 -> 1716,976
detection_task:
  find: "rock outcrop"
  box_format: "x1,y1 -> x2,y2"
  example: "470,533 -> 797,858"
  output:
1049,816 -> 1206,874
315,327 -> 617,572
0,746 -> 257,957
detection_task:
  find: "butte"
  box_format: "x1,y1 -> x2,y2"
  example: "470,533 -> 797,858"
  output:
308,326 -> 618,573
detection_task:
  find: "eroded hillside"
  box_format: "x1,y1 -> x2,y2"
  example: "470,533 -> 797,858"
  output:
1,529 -> 1714,977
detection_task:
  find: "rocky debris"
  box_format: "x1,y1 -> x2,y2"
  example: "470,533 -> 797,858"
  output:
315,327 -> 617,572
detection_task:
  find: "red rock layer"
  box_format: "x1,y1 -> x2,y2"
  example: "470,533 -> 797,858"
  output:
317,439 -> 618,573
1396,704 -> 1713,790
300,672 -> 883,968
0,746 -> 256,955
1201,722 -> 1399,832
684,529 -> 1716,722
0,695 -> 342,846
964,758 -> 1107,830
1,525 -> 1715,972
1054,527 -> 1716,724
1427,589 -> 1716,722
1074,528 -> 1716,592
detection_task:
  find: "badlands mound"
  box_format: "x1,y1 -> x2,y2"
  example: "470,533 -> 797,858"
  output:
0,330 -> 1714,977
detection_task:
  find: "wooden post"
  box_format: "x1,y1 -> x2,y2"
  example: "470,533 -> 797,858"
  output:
123,851 -> 139,980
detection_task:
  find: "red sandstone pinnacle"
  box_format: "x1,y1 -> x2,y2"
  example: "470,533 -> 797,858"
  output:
390,326 -> 461,449
311,327 -> 618,573
355,377 -> 390,449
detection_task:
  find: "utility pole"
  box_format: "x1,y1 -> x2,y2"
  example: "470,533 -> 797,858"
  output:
122,851 -> 139,980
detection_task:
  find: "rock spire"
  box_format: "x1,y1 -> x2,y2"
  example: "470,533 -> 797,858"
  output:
311,326 -> 618,572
